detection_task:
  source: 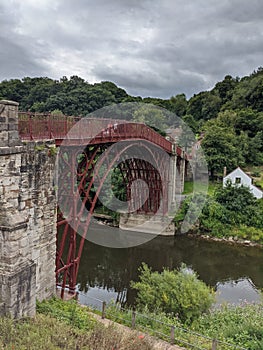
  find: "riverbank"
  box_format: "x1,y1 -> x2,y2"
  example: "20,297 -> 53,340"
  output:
175,183 -> 263,247
93,213 -> 263,249
185,231 -> 263,248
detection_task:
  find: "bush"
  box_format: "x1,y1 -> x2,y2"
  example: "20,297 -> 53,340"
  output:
36,297 -> 96,330
131,263 -> 215,324
192,303 -> 263,350
0,313 -> 153,350
215,181 -> 256,212
177,182 -> 263,243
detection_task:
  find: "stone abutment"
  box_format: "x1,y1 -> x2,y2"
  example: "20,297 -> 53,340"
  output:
0,100 -> 56,317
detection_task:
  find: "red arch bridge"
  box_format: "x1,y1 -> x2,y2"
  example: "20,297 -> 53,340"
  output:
18,112 -> 189,298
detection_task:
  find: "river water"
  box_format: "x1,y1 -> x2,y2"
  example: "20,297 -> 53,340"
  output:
74,222 -> 263,308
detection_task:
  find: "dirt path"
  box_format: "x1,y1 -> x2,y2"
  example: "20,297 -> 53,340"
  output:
90,312 -> 185,350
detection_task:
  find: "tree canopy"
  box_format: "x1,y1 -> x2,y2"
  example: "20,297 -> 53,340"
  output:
1,67 -> 263,170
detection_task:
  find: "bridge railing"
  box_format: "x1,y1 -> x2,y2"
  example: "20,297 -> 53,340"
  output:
18,112 -> 80,140
18,112 -> 174,154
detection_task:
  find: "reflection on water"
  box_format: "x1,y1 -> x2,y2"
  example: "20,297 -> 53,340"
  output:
74,222 -> 263,307
215,278 -> 261,305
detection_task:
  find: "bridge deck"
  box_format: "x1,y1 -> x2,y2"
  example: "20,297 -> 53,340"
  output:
18,112 -> 183,156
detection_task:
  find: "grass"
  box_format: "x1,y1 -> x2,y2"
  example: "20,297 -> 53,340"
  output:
192,303 -> 263,350
183,181 -> 220,195
0,298 -> 153,350
104,304 -> 214,349
1,298 -> 262,349
101,302 -> 263,349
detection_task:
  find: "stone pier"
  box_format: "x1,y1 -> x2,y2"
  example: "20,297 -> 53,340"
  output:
0,100 -> 56,317
120,148 -> 187,236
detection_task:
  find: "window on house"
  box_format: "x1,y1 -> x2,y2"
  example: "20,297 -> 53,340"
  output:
235,177 -> 241,184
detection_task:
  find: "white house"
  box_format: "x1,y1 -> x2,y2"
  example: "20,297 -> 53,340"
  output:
223,167 -> 263,199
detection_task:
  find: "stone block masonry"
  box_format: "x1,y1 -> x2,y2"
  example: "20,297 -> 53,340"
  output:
0,100 -> 56,317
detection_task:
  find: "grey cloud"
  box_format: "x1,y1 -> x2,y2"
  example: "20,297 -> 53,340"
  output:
0,0 -> 263,98
93,63 -> 206,98
0,35 -> 47,81
215,0 -> 263,23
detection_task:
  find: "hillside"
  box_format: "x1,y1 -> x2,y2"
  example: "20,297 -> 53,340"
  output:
0,68 -> 262,173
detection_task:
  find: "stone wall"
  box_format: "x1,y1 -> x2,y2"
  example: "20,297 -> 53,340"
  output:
0,100 -> 56,317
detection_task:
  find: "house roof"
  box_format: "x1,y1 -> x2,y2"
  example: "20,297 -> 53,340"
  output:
223,167 -> 250,179
224,167 -> 263,194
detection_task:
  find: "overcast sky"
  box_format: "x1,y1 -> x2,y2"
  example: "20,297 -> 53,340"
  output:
0,0 -> 262,98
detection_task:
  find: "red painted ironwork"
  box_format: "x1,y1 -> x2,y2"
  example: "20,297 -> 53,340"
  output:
17,112 -> 186,297
55,140 -> 171,297
18,112 -> 178,154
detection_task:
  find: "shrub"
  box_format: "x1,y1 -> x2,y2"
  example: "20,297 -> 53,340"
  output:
0,313 -> 153,350
192,303 -> 263,350
131,263 -> 215,324
36,297 -> 96,330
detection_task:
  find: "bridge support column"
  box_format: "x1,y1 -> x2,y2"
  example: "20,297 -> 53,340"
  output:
0,100 -> 56,317
169,154 -> 177,209
185,160 -> 193,181
179,156 -> 186,194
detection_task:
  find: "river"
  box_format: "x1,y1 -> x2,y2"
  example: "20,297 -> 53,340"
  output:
72,222 -> 263,308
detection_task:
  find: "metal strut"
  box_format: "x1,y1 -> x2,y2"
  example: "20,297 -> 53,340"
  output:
56,141 -> 171,297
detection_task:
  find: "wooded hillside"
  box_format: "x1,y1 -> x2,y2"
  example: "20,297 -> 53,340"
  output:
1,68 -> 262,171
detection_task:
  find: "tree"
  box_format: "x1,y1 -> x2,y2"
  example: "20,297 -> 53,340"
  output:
213,75 -> 238,103
131,263 -> 215,324
235,108 -> 263,137
132,105 -> 168,131
215,181 -> 256,210
201,121 -> 244,178
182,114 -> 199,134
229,68 -> 263,112
187,91 -> 222,121
214,181 -> 263,229
169,93 -> 187,117
248,131 -> 263,165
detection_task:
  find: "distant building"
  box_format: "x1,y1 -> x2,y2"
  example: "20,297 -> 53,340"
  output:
223,167 -> 263,199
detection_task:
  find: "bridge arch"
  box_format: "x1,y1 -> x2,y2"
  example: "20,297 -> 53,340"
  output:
56,138 -> 171,297
18,110 -> 191,298
0,102 -> 197,317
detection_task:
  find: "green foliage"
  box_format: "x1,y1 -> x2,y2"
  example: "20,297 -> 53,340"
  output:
0,76 -> 127,115
0,314 -> 90,350
87,323 -> 153,350
104,303 -> 211,348
106,302 -> 181,336
131,263 -> 215,324
0,299 -> 153,349
201,184 -> 263,242
227,67 -> 263,112
1,67 -> 263,172
213,75 -> 238,103
34,144 -> 46,152
176,182 -> 263,243
214,182 -> 263,229
95,165 -> 126,224
132,104 -> 168,131
201,122 -> 245,177
48,146 -> 58,157
192,303 -> 263,350
182,114 -> 199,134
169,93 -> 187,117
36,297 -> 95,330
